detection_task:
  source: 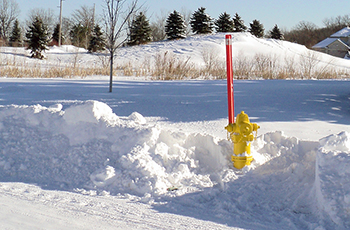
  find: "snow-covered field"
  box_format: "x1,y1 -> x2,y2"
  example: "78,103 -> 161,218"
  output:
2,32 -> 350,76
1,33 -> 350,229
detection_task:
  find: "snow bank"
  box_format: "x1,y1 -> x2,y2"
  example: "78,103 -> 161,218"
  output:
0,101 -> 287,196
0,101 -> 349,228
315,132 -> 350,228
0,101 -> 237,195
160,131 -> 349,229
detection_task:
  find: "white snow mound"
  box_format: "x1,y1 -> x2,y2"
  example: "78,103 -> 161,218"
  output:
0,101 -> 236,195
315,132 -> 350,228
0,101 -> 349,228
63,100 -> 120,125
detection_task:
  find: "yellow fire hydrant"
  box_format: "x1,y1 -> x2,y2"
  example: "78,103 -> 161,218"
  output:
225,111 -> 260,169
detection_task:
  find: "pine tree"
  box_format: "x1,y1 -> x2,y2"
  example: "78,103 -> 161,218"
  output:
233,13 -> 247,32
9,19 -> 21,47
127,12 -> 152,46
25,16 -> 49,59
88,24 -> 105,53
70,23 -> 89,48
249,19 -> 264,38
215,12 -> 234,33
190,7 -> 213,34
269,24 -> 283,40
52,24 -> 61,45
165,10 -> 186,40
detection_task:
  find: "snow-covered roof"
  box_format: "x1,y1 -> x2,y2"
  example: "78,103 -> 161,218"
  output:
330,27 -> 350,37
312,37 -> 350,49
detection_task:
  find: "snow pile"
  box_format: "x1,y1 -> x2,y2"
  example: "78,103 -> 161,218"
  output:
0,100 -> 350,228
0,100 -> 347,228
175,132 -> 320,229
157,131 -> 349,229
0,100 -> 298,197
0,101 -> 237,195
316,132 -> 350,228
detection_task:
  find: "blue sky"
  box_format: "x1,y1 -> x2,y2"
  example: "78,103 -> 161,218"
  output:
16,0 -> 350,30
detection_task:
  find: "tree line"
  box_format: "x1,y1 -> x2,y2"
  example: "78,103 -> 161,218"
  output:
1,0 -> 350,59
283,15 -> 350,48
0,4 -> 282,59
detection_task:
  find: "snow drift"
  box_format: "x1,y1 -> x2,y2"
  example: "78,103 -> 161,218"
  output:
3,33 -> 350,79
316,132 -> 350,228
0,100 -> 349,228
0,101 -> 234,194
115,32 -> 350,70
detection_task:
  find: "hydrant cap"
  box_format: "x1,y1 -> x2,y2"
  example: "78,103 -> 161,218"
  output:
240,122 -> 253,135
237,111 -> 250,124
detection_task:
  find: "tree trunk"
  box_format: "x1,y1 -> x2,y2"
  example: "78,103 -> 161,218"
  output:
109,51 -> 114,92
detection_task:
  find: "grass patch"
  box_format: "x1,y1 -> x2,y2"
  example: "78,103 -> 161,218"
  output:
1,48 -> 349,80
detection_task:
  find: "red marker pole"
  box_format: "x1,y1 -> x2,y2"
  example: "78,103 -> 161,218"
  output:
226,34 -> 234,124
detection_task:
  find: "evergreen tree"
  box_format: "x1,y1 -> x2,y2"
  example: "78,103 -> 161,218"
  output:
9,19 -> 21,47
127,12 -> 152,46
88,24 -> 105,53
249,19 -> 264,38
190,7 -> 213,34
233,13 -> 247,32
215,12 -> 234,33
52,24 -> 61,45
25,16 -> 49,59
269,24 -> 283,40
165,10 -> 186,40
70,23 -> 89,48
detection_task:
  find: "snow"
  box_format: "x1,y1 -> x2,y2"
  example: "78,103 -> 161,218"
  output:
312,38 -> 345,49
3,32 -> 350,73
330,27 -> 350,38
1,33 -> 350,229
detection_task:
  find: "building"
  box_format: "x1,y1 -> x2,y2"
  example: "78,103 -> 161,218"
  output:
312,27 -> 350,59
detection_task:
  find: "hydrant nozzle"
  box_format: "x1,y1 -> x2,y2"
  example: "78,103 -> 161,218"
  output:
225,111 -> 260,169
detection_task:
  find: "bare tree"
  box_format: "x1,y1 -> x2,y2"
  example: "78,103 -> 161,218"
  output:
70,5 -> 95,49
180,7 -> 192,35
27,8 -> 55,34
284,21 -> 318,48
60,17 -> 72,45
72,5 -> 95,30
323,14 -> 350,32
323,15 -> 350,29
150,11 -> 167,42
0,0 -> 20,42
103,0 -> 138,92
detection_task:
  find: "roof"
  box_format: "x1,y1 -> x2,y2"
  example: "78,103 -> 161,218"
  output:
312,37 -> 350,49
330,27 -> 350,37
